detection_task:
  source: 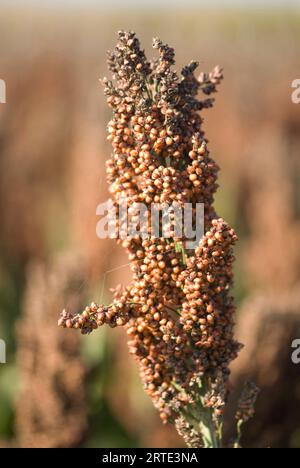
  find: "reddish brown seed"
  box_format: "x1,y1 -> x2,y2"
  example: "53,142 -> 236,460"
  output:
66,319 -> 73,329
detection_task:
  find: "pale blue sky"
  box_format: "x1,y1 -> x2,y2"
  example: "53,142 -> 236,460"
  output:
2,0 -> 300,8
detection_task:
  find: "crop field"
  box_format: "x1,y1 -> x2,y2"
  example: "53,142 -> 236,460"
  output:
0,4 -> 300,448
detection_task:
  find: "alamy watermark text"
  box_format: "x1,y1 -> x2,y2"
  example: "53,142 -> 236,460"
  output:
0,79 -> 6,104
291,79 -> 300,104
0,339 -> 6,364
96,199 -> 204,250
291,339 -> 300,364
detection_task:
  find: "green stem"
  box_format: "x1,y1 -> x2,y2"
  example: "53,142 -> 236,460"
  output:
172,379 -> 222,449
234,419 -> 243,448
175,241 -> 187,266
199,407 -> 220,449
198,379 -> 222,448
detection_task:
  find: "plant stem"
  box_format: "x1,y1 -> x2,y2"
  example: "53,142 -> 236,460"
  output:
199,407 -> 221,448
197,378 -> 222,448
173,379 -> 222,448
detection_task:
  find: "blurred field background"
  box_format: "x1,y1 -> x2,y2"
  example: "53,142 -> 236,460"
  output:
0,0 -> 300,448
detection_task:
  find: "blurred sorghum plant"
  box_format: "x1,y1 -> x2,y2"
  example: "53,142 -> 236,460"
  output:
59,31 -> 257,448
18,254 -> 87,448
229,290 -> 300,448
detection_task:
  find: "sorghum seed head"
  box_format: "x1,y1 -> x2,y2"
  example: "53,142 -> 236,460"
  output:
59,31 -> 242,434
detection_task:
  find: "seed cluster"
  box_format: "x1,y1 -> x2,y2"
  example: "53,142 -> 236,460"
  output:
59,31 -> 241,426
175,416 -> 204,448
236,382 -> 260,424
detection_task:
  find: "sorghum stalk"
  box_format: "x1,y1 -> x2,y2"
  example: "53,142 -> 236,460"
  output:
19,254 -> 87,448
59,31 -> 255,448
